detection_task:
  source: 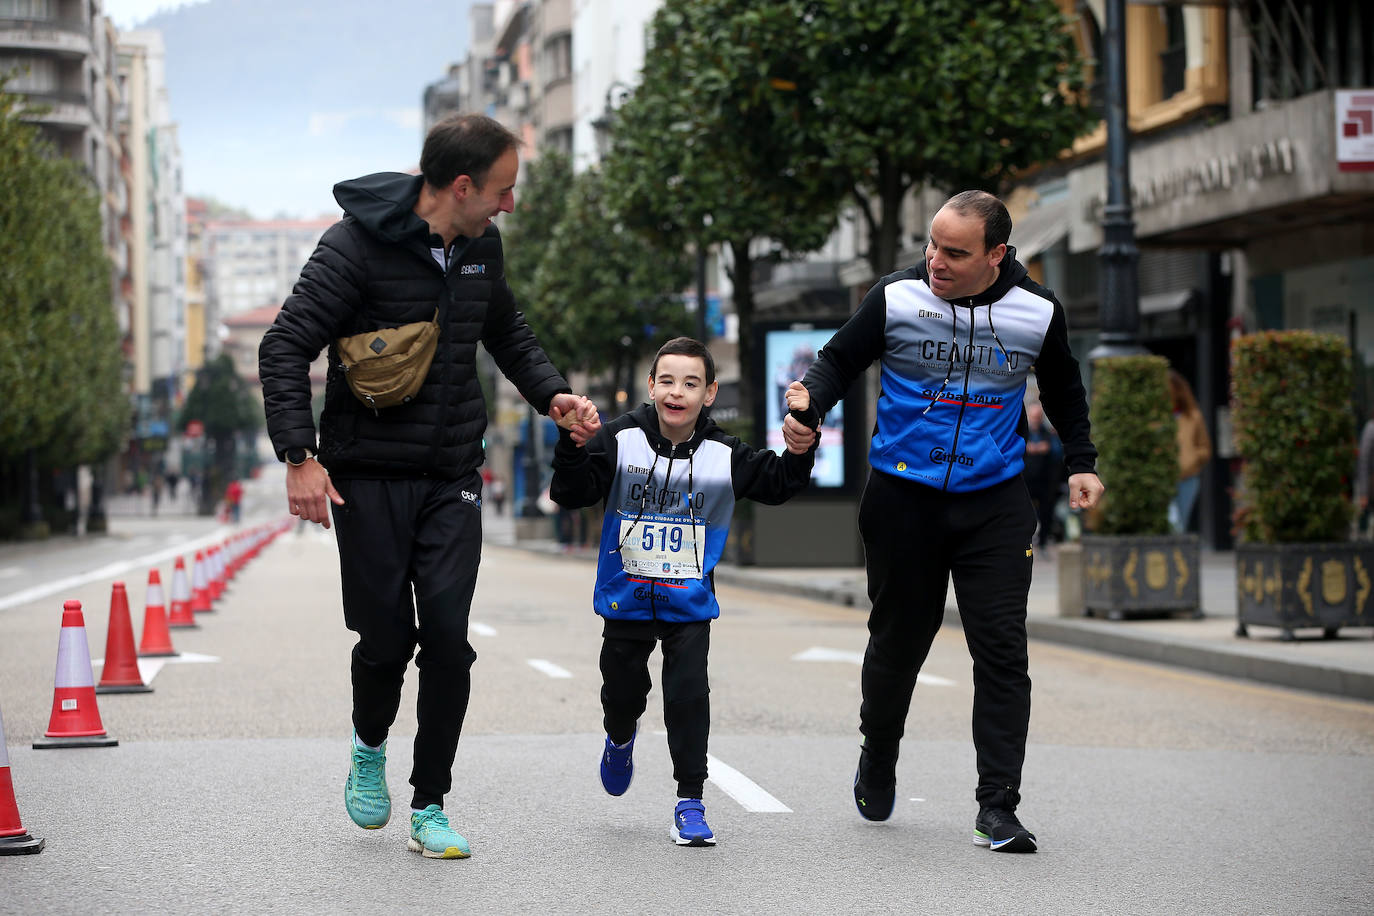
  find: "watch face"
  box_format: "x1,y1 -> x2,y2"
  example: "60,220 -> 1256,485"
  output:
287,449 -> 307,464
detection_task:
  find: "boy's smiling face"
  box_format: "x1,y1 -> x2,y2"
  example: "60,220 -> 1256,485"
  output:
649,354 -> 718,444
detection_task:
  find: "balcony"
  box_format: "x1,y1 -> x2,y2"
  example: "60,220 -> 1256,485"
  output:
0,18 -> 92,58
16,89 -> 92,130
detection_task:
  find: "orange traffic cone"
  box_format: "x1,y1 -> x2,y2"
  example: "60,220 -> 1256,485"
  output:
190,550 -> 212,614
0,703 -> 43,855
167,555 -> 197,629
137,569 -> 177,658
96,582 -> 152,694
208,544 -> 225,600
33,600 -> 118,748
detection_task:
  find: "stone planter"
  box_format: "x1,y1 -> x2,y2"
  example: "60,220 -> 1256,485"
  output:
1235,542 -> 1374,640
1080,534 -> 1202,620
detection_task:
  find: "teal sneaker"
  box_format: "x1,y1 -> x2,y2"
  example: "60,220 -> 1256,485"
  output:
408,805 -> 471,859
344,732 -> 391,829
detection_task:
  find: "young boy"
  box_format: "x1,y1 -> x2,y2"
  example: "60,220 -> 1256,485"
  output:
550,337 -> 817,846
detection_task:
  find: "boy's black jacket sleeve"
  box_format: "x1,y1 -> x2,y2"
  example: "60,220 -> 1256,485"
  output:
728,433 -> 817,506
549,424 -> 617,509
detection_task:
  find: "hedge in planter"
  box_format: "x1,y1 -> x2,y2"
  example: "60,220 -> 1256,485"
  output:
1232,330 -> 1367,639
1080,355 -> 1202,618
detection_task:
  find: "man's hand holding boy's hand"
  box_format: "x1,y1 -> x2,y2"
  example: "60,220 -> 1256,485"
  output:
550,393 -> 602,447
783,381 -> 819,455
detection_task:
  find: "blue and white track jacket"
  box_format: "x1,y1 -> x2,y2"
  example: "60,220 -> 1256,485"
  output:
550,403 -> 814,623
803,248 -> 1096,492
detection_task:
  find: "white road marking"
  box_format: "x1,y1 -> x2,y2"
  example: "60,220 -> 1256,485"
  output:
706,753 -> 791,813
526,658 -> 572,679
470,622 -> 498,637
0,528 -> 234,612
792,646 -> 956,686
91,651 -> 220,685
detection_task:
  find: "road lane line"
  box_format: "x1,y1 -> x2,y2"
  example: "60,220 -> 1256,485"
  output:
90,652 -> 220,685
470,622 -> 498,637
0,528 -> 233,612
792,646 -> 955,686
526,658 -> 572,679
706,753 -> 791,813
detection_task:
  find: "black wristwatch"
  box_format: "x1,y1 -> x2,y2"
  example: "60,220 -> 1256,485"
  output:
285,447 -> 315,467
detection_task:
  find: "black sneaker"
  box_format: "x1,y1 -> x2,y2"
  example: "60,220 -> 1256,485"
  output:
852,741 -> 897,821
973,807 -> 1037,853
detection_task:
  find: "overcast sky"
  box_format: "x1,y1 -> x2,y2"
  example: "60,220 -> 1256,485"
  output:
100,0 -> 470,219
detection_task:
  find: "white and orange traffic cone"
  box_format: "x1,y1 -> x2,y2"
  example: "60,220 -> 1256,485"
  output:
190,550 -> 212,614
96,582 -> 152,694
167,555 -> 197,628
137,569 -> 177,657
33,600 -> 118,749
0,703 -> 43,855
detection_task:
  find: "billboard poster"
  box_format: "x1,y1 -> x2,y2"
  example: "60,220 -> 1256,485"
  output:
764,327 -> 845,488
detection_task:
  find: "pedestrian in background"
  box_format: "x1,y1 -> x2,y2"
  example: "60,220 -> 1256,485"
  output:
1356,410 -> 1374,537
1168,370 -> 1211,534
783,190 -> 1103,853
259,113 -> 598,860
1021,397 -> 1062,551
551,337 -> 816,847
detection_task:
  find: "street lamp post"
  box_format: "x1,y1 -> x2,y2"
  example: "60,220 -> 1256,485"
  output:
1089,0 -> 1145,361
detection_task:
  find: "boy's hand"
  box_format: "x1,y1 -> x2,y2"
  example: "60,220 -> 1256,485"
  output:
550,394 -> 601,446
784,381 -> 810,414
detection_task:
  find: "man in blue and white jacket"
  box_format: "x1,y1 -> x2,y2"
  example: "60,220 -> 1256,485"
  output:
784,191 -> 1104,853
551,337 -> 815,846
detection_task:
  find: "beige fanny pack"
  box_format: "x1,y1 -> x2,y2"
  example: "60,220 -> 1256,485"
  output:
335,309 -> 440,410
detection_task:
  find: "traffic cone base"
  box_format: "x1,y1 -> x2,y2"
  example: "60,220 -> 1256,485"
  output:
95,682 -> 153,695
32,733 -> 118,749
0,833 -> 45,855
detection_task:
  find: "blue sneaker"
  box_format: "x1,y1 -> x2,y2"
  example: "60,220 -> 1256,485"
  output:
671,798 -> 716,847
408,805 -> 471,859
600,730 -> 636,796
344,732 -> 390,829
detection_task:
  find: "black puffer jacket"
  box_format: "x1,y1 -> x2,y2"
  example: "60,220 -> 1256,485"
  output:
259,171 -> 569,479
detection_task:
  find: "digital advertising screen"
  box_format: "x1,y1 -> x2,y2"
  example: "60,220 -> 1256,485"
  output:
763,326 -> 846,488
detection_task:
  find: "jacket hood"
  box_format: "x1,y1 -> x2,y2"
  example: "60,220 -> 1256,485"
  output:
914,244 -> 1028,306
332,172 -> 433,244
627,401 -> 719,454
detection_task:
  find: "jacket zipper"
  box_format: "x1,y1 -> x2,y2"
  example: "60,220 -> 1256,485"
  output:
649,441 -> 680,622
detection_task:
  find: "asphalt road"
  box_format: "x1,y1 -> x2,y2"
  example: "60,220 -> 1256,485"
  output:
1,509 -> 1372,914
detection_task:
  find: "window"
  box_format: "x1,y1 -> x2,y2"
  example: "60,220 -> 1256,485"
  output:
0,55 -> 56,92
543,32 -> 571,85
0,0 -> 54,19
1160,7 -> 1186,100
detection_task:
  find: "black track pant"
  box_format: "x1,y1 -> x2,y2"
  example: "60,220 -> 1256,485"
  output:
331,475 -> 482,811
857,470 -> 1036,811
600,619 -> 711,799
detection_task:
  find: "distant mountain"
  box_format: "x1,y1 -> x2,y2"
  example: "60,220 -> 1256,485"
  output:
142,0 -> 472,219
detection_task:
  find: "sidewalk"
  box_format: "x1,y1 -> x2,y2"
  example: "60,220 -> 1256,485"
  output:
486,510 -> 1374,702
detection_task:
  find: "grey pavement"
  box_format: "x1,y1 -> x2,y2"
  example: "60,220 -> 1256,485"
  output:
488,511 -> 1374,702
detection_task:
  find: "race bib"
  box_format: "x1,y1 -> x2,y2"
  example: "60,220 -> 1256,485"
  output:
618,518 -> 702,579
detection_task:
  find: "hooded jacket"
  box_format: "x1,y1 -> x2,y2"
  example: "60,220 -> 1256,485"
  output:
550,403 -> 814,623
259,171 -> 569,479
802,247 -> 1095,493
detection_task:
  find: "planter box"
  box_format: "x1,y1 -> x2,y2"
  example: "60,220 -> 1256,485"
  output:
1235,542 -> 1374,640
1080,534 -> 1202,620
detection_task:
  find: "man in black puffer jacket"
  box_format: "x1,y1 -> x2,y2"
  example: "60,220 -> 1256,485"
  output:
259,114 -> 597,860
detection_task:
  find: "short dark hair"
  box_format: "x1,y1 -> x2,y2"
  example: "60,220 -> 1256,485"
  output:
651,337 -> 715,386
420,114 -> 521,190
943,190 -> 1012,252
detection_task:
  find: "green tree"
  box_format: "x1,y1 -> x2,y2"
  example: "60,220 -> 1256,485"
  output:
773,0 -> 1098,276
602,0 -> 844,429
0,79 -> 127,536
503,149 -> 576,372
531,169 -> 693,411
179,353 -> 260,515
